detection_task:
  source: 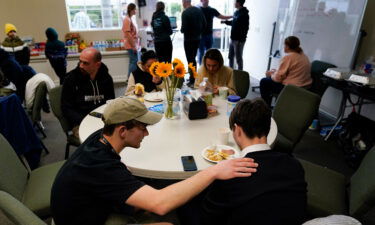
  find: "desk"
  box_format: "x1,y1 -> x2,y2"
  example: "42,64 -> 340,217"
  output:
323,77 -> 375,140
79,97 -> 277,179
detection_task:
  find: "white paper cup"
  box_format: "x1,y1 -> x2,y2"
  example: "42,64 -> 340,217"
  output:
218,127 -> 231,145
218,87 -> 229,99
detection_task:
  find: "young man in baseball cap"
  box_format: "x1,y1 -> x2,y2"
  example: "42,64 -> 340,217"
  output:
51,97 -> 258,225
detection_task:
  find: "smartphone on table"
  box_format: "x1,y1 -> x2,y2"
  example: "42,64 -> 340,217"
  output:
181,156 -> 197,171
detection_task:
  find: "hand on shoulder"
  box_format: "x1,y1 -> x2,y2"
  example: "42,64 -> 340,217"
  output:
209,157 -> 258,180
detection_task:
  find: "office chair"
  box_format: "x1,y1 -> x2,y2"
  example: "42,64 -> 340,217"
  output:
272,85 -> 321,153
29,82 -> 48,138
0,133 -> 64,218
0,190 -> 47,225
233,70 -> 250,98
49,86 -> 80,159
309,60 -> 336,97
299,145 -> 375,221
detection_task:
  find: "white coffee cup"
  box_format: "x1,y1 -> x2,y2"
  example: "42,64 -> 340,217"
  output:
218,127 -> 231,145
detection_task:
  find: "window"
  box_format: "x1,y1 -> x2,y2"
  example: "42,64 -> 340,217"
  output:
65,0 -> 135,31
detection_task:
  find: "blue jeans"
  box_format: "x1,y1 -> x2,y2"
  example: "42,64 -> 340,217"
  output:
228,40 -> 245,70
259,77 -> 285,106
198,34 -> 213,65
128,49 -> 138,77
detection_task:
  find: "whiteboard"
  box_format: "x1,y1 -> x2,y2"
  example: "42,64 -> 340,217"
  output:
272,0 -> 367,68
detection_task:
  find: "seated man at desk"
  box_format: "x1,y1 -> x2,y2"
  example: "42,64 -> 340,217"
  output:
200,98 -> 307,225
51,97 -> 258,225
62,48 -> 115,138
194,48 -> 236,95
125,49 -> 163,96
260,36 -> 312,106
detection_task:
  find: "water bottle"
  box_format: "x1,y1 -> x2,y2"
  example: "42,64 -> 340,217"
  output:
199,77 -> 213,106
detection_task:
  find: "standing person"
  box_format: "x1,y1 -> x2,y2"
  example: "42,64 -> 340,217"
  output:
122,3 -> 139,77
260,36 -> 312,106
51,97 -> 258,225
222,0 -> 249,70
198,0 -> 232,65
181,0 -> 206,86
151,1 -> 173,63
61,48 -> 115,139
1,23 -> 30,65
200,98 -> 307,225
45,27 -> 68,85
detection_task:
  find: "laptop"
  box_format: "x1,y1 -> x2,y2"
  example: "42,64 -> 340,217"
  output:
169,16 -> 177,29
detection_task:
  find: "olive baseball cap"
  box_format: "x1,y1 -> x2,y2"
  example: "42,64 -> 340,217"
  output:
102,97 -> 162,125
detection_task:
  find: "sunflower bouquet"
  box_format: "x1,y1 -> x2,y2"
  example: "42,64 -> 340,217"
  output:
149,58 -> 197,119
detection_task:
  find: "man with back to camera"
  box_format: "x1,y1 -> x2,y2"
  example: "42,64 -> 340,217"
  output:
51,97 -> 258,225
61,47 -> 115,139
194,48 -> 236,95
181,0 -> 207,86
198,0 -> 232,65
200,98 -> 307,225
222,0 -> 249,70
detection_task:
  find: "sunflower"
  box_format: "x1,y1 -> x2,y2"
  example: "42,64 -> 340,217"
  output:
149,61 -> 158,77
188,63 -> 198,78
173,63 -> 186,78
172,58 -> 183,67
155,62 -> 172,77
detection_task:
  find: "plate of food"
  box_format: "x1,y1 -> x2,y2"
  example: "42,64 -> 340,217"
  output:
144,92 -> 164,102
202,145 -> 239,163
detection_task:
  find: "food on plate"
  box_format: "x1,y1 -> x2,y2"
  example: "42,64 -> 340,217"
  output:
134,83 -> 145,96
205,149 -> 234,162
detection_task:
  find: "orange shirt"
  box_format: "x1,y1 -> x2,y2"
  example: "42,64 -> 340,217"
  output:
122,16 -> 138,50
272,52 -> 312,87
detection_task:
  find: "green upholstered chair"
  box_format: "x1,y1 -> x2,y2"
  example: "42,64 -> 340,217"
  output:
233,70 -> 250,98
309,60 -> 336,97
29,82 -> 48,138
0,191 -> 47,225
49,86 -> 80,159
299,145 -> 375,221
272,85 -> 321,153
0,133 -> 64,218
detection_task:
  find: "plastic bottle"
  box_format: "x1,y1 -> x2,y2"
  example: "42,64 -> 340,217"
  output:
199,77 -> 213,106
227,95 -> 241,116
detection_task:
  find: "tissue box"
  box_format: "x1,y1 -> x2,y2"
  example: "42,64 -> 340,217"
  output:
183,95 -> 208,120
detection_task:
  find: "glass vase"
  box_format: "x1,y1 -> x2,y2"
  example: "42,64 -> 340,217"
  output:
164,97 -> 181,120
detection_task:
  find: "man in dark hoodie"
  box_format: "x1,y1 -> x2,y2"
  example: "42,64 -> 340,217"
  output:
0,48 -> 35,101
1,23 -> 30,65
62,48 -> 115,138
45,27 -> 68,85
151,1 -> 173,63
223,0 -> 249,70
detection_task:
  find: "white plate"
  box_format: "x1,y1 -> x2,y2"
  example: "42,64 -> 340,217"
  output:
144,92 -> 164,102
201,145 -> 240,163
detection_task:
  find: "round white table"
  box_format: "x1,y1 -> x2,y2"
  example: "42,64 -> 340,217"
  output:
79,97 -> 278,179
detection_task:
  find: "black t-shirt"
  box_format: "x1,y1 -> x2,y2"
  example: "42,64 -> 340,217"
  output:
51,129 -> 145,225
200,6 -> 220,35
201,150 -> 307,225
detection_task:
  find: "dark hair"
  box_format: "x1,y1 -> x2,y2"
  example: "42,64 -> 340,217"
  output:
155,1 -> 165,12
127,3 -> 136,16
229,98 -> 271,139
140,49 -> 157,64
285,36 -> 303,53
236,0 -> 245,6
93,50 -> 102,62
203,48 -> 224,68
102,119 -> 147,135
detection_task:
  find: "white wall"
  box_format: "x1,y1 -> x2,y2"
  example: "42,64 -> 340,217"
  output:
243,0 -> 280,80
